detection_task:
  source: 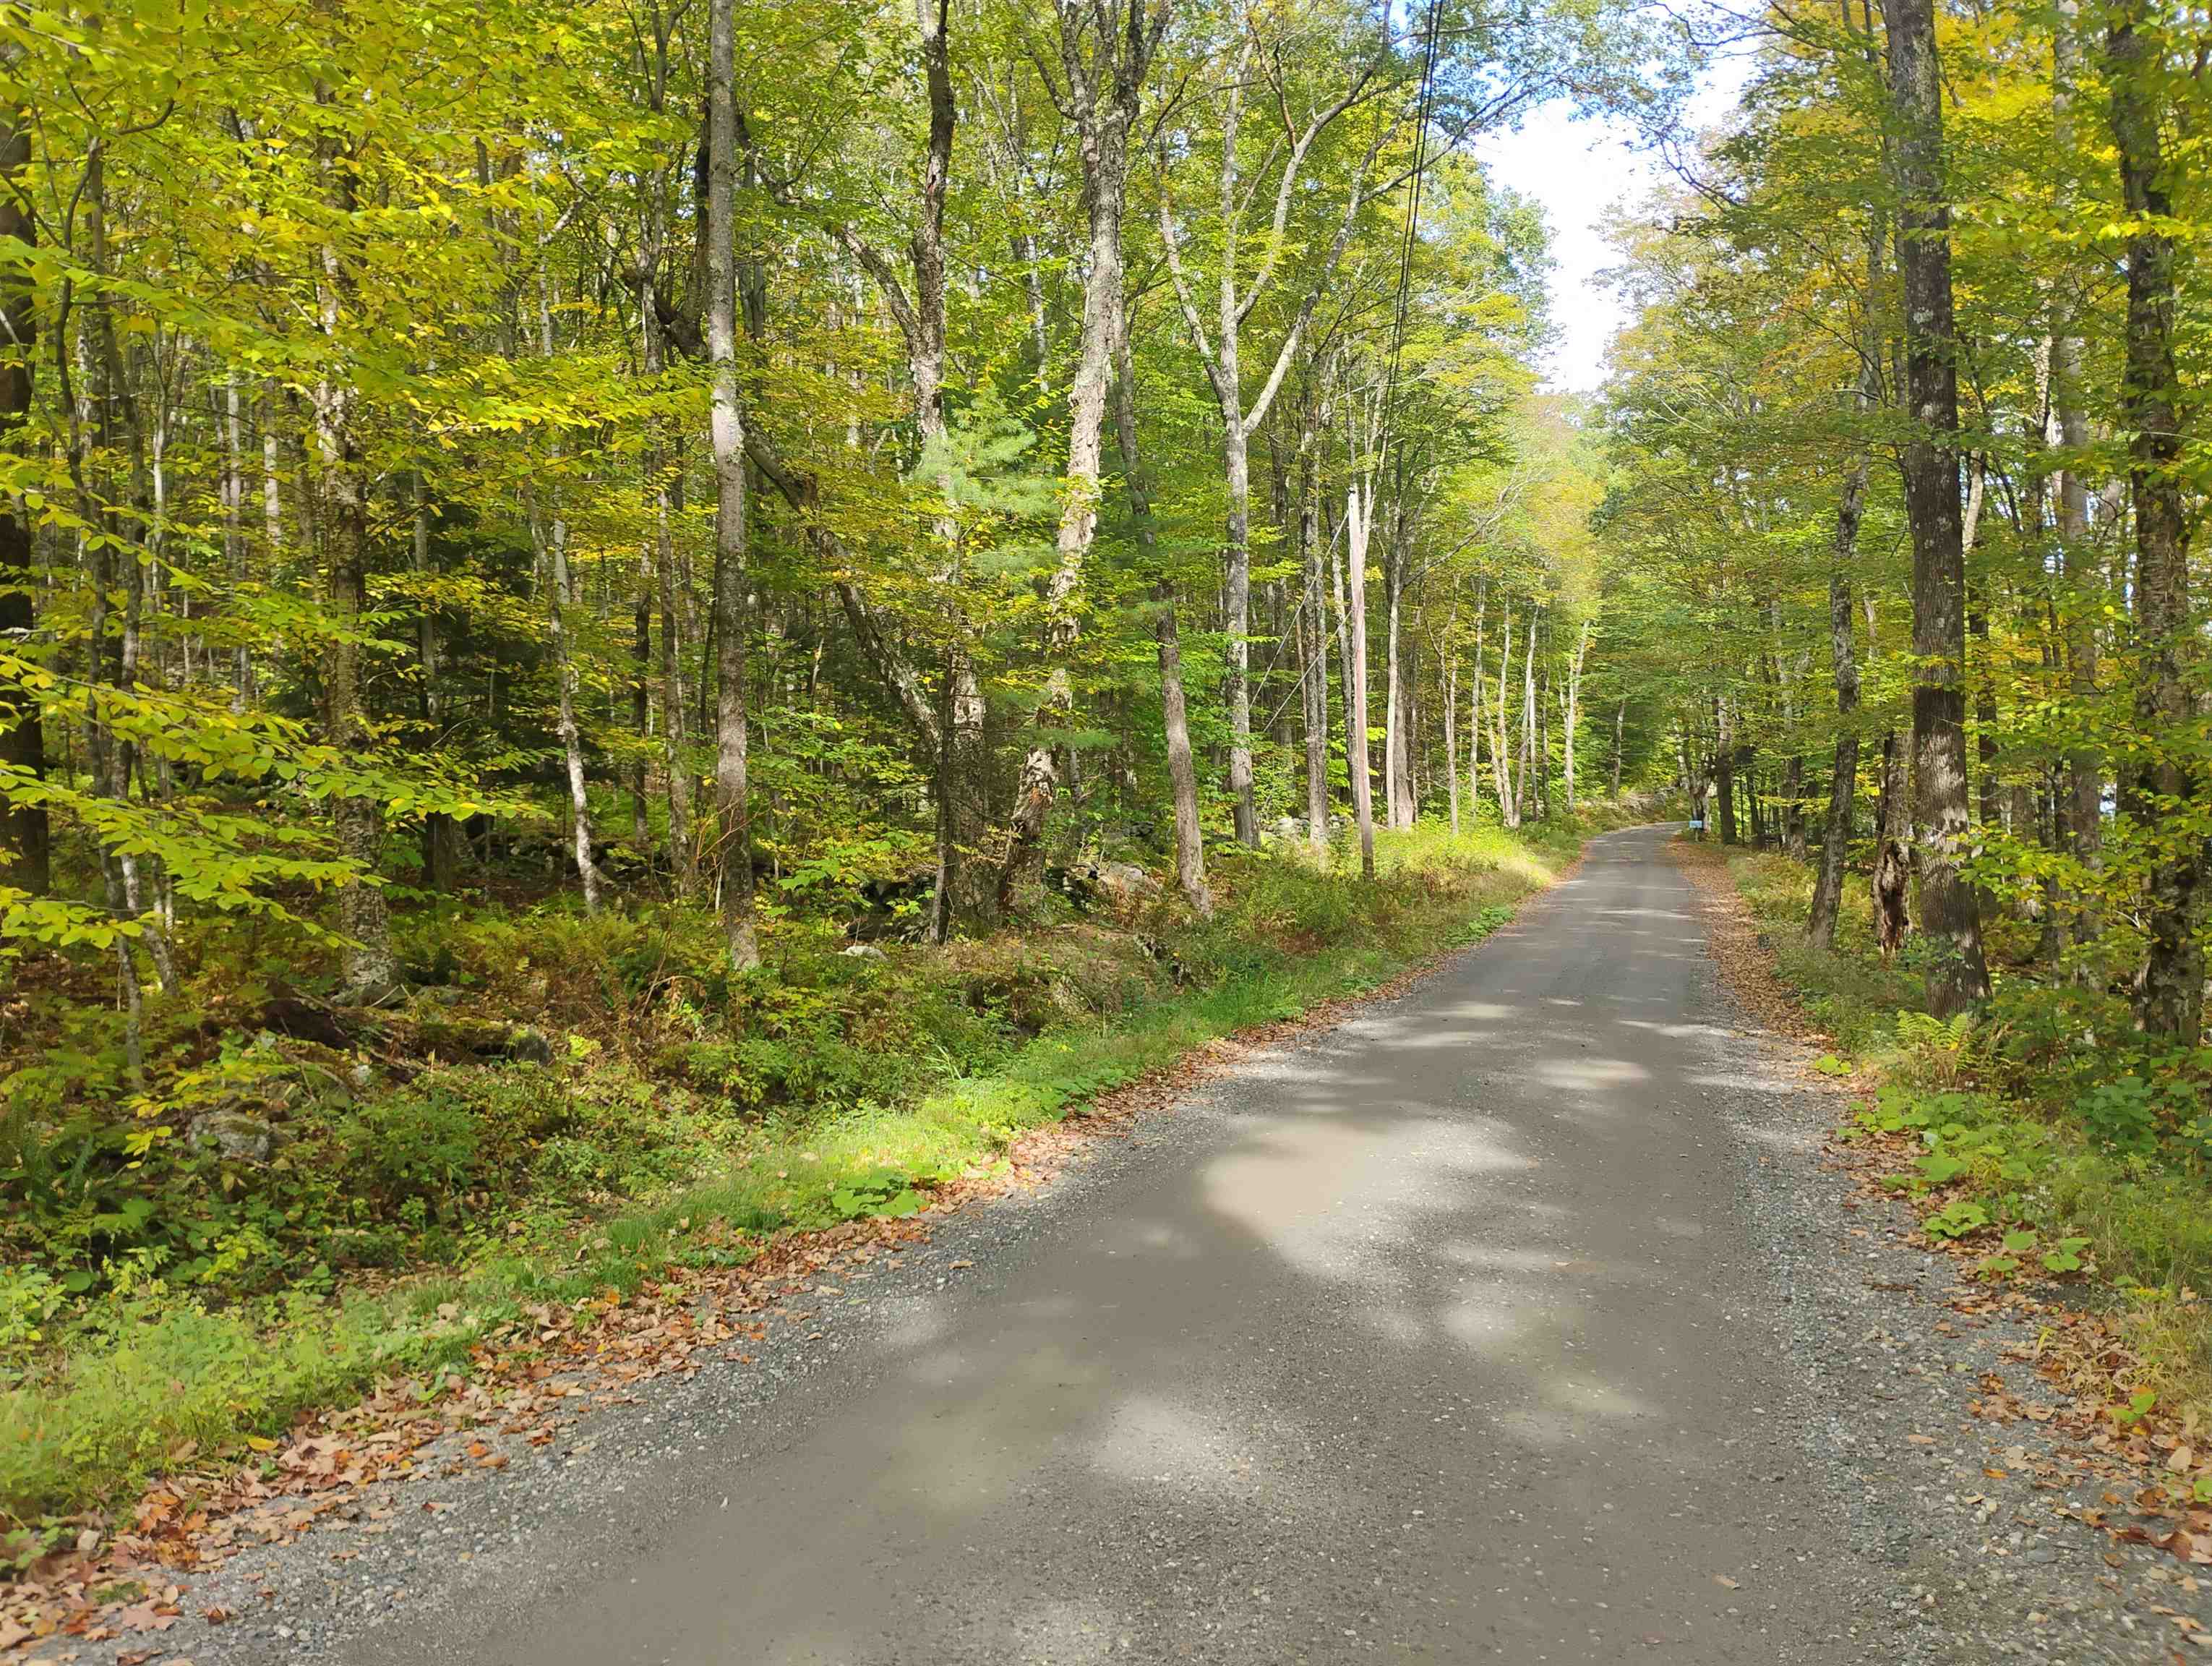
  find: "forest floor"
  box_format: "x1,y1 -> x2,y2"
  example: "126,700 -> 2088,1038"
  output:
1672,840 -> 2212,1663
9,822 -> 2208,1665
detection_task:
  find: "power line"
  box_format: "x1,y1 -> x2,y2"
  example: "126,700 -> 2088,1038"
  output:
1380,0 -> 1445,466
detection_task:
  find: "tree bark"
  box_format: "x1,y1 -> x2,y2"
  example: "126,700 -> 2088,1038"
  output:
0,82 -> 45,898
1515,611 -> 1536,826
1491,600 -> 1518,828
1154,37 -> 1394,850
1564,620 -> 1590,815
1298,396 -> 1329,854
1345,480 -> 1376,879
534,261 -> 600,913
2108,0 -> 2200,1040
312,82 -> 395,999
2051,1 -> 2101,952
1441,618 -> 1460,835
1808,460 -> 1868,949
1110,328 -> 1209,913
706,0 -> 758,967
411,471 -> 458,891
1714,699 -> 1737,846
1873,729 -> 1912,957
1885,0 -> 1989,1014
1383,538 -> 1406,828
1000,0 -> 1167,900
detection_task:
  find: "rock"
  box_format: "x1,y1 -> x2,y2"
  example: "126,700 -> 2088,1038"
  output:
505,1027 -> 554,1065
188,1109 -> 281,1163
1092,861 -> 1163,914
413,1017 -> 554,1065
841,944 -> 889,962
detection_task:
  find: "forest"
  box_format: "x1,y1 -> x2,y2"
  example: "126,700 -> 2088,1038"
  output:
0,0 -> 2209,1597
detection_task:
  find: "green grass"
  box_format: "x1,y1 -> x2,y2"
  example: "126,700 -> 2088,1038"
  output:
1716,845 -> 2212,1425
0,811 -> 1628,1530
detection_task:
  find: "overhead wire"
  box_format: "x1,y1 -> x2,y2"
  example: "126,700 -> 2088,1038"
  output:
1379,0 -> 1446,468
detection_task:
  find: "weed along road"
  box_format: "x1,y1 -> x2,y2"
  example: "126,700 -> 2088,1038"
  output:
358,826 -> 1895,1664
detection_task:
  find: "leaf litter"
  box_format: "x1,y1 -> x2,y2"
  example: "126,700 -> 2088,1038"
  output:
1673,837 -> 2212,1594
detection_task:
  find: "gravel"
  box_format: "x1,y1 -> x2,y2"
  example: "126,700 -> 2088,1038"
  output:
38,826 -> 2211,1666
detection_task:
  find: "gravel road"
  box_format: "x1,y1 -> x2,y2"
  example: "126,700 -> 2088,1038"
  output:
111,824 -> 2211,1665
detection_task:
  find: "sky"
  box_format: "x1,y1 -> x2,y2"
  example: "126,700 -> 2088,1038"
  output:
1473,64 -> 1754,395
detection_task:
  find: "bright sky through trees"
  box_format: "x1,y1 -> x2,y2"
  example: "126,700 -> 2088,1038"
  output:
1477,56 -> 1754,391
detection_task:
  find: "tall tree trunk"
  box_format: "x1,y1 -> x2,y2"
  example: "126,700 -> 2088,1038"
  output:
221,377 -> 252,713
1714,699 -> 1737,846
1110,330 -> 1208,914
411,471 -> 458,890
1611,699 -> 1624,798
1808,461 -> 1868,949
1441,621 -> 1460,835
534,261 -> 600,912
653,452 -> 696,896
312,91 -> 395,999
2051,2 -> 2101,953
1873,727 -> 1911,958
1383,543 -> 1405,828
1222,413 -> 1258,845
1886,0 -> 1989,1014
630,558 -> 652,849
2109,0 -> 2200,1039
1491,600 -> 1518,828
1298,403 -> 1328,854
1809,200 -> 1882,949
1469,597 -> 1487,817
706,0 -> 757,967
1564,620 -> 1590,815
640,242 -> 698,894
0,83 -> 45,897
1345,481 -> 1376,879
1515,611 -> 1536,825
1000,1 -> 1164,897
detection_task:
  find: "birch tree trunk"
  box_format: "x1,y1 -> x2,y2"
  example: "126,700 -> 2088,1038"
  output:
1468,597 -> 1486,819
1610,699 -> 1624,798
2050,1 -> 2101,952
1563,620 -> 1590,814
1298,403 -> 1329,854
1346,481 -> 1376,879
706,0 -> 758,967
1491,600 -> 1517,826
1155,33 -> 1397,850
1000,0 -> 1167,897
1516,612 -> 1537,826
534,260 -> 600,913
